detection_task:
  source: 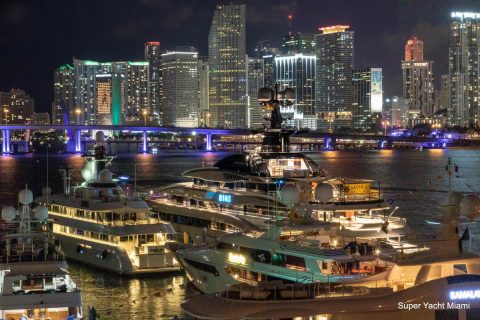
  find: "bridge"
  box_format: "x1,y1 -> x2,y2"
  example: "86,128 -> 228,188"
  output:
0,124 -> 472,154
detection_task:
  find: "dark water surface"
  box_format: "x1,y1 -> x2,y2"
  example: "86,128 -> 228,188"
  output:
1,149 -> 480,319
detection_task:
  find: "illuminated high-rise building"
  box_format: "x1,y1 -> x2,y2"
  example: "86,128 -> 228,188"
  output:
275,54 -> 316,118
246,57 -> 264,129
315,25 -> 354,129
0,89 -> 35,124
73,59 -> 149,125
401,59 -> 434,116
52,64 -> 75,124
352,68 -> 383,129
208,4 -> 247,128
448,11 -> 480,125
94,73 -> 125,125
281,32 -> 316,55
404,37 -> 424,62
145,42 -> 162,123
161,48 -> 199,127
197,57 -> 210,127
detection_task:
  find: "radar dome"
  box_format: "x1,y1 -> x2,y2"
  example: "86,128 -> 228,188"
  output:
34,205 -> 48,221
81,161 -> 95,181
280,184 -> 300,205
460,194 -> 480,220
42,187 -> 52,197
257,88 -> 274,102
1,206 -> 16,221
19,189 -> 33,204
315,183 -> 334,203
95,131 -> 105,143
99,169 -> 113,182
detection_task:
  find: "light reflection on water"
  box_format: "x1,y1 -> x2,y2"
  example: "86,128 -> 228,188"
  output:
1,149 -> 480,319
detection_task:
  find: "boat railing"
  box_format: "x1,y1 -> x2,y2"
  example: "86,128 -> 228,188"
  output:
221,282 -> 392,301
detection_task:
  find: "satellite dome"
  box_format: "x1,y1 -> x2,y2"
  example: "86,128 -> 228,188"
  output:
19,189 -> 33,205
257,88 -> 274,102
81,161 -> 95,181
315,183 -> 334,203
95,131 -> 105,143
280,184 -> 300,205
1,206 -> 16,221
460,194 -> 480,220
99,169 -> 113,182
42,187 -> 52,197
34,205 -> 49,221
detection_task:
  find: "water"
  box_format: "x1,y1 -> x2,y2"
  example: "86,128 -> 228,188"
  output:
1,149 -> 480,319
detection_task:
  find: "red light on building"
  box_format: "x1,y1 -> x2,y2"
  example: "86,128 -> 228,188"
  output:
146,41 -> 160,46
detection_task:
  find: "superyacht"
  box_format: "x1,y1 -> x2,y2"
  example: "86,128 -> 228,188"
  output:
35,132 -> 180,275
0,188 -> 83,319
148,86 -> 405,244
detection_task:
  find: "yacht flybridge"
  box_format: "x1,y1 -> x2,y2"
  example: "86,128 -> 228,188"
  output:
0,189 -> 83,320
35,132 -> 180,275
148,85 -> 406,245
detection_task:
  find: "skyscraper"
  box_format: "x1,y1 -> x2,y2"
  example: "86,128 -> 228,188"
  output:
73,59 -> 149,125
448,12 -> 480,125
281,33 -> 316,55
145,42 -> 162,123
197,57 -> 210,127
246,57 -> 264,129
275,54 -> 316,117
404,37 -> 424,62
52,64 -> 75,124
401,37 -> 434,117
0,89 -> 35,124
161,47 -> 199,127
352,68 -> 383,129
315,25 -> 354,130
208,4 -> 247,128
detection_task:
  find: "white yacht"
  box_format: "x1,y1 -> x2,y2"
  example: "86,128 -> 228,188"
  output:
174,192 -> 480,294
35,132 -> 180,275
0,189 -> 83,320
182,274 -> 480,320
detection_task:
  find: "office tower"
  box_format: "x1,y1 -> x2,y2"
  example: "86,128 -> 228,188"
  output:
123,61 -> 150,121
404,37 -> 424,62
439,75 -> 450,111
145,42 -> 162,123
161,47 -> 199,127
0,89 -> 35,124
208,4 -> 247,128
197,57 -> 210,127
275,54 -> 316,120
315,25 -> 355,130
448,12 -> 480,125
246,57 -> 264,129
387,96 -> 409,128
52,64 -> 75,125
401,37 -> 434,116
281,33 -> 316,55
73,59 -> 149,125
73,59 -> 104,125
352,68 -> 383,129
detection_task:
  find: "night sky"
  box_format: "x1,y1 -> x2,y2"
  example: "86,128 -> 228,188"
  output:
1,0 -> 480,113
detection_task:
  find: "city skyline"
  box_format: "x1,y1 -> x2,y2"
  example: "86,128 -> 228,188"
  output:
2,0 -> 480,113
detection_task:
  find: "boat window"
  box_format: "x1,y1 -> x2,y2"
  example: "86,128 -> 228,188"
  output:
286,255 -> 307,269
184,258 -> 219,276
216,242 -> 233,250
119,236 -> 129,242
454,264 -> 467,273
251,249 -> 272,264
147,234 -> 154,242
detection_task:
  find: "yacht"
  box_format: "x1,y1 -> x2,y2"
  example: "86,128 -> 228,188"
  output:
182,274 -> 480,320
148,86 -> 405,244
35,132 -> 180,275
0,189 -> 83,320
174,192 -> 480,294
